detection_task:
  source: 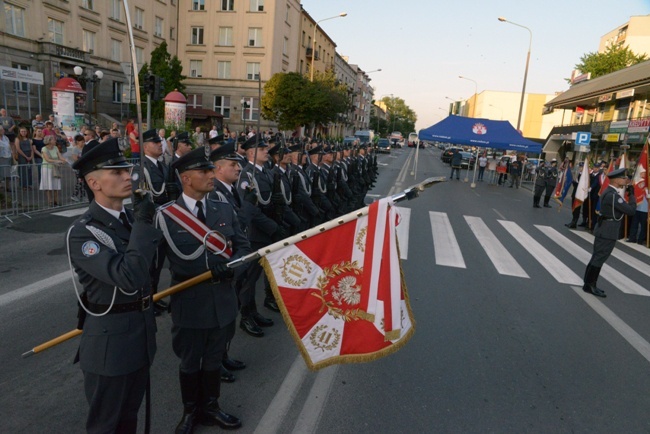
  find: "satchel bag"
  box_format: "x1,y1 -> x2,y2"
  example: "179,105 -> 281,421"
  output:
52,163 -> 61,178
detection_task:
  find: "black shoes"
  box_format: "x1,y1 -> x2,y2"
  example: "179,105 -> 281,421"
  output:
201,402 -> 242,430
240,316 -> 264,337
264,297 -> 280,312
565,223 -> 577,229
223,357 -> 246,371
578,222 -> 588,227
220,368 -> 236,383
583,283 -> 606,298
252,312 -> 274,327
543,204 -> 552,208
175,406 -> 198,434
533,204 -> 541,208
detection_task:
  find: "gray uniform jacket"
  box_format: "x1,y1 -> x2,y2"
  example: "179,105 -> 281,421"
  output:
237,164 -> 278,245
594,186 -> 636,240
67,201 -> 163,376
142,158 -> 169,205
160,197 -> 251,329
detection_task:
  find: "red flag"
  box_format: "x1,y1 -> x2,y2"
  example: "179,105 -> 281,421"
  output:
634,143 -> 648,205
262,198 -> 414,370
573,158 -> 590,211
599,160 -> 614,196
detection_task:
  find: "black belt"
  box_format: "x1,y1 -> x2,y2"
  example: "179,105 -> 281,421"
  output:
87,296 -> 151,314
598,216 -> 614,222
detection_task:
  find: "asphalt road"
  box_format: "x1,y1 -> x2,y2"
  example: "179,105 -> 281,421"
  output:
2,146 -> 650,433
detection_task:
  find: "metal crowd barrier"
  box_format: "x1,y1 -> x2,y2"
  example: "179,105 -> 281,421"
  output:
0,162 -> 88,222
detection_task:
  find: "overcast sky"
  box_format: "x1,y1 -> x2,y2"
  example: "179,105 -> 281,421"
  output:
301,0 -> 650,131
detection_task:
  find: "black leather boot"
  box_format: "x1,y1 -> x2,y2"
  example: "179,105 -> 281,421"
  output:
200,370 -> 242,429
583,264 -> 606,298
175,370 -> 201,434
533,196 -> 541,208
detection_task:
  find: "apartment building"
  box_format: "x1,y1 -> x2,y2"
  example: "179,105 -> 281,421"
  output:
1,0 -> 178,122
599,14 -> 650,55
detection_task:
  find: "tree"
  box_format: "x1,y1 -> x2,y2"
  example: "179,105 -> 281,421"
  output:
135,41 -> 186,122
378,96 -> 417,135
573,42 -> 648,81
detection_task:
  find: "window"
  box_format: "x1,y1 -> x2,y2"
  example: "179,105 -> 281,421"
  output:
217,61 -> 231,79
83,30 -> 96,54
5,4 -> 25,37
12,64 -> 29,92
299,60 -> 303,74
170,27 -> 175,40
286,4 -> 290,21
186,94 -> 202,108
218,27 -> 233,46
190,60 -> 203,78
112,82 -> 124,103
250,0 -> 264,12
192,0 -> 205,10
135,47 -> 144,67
301,31 -> 305,47
111,39 -> 122,61
191,27 -> 204,45
246,63 -> 260,80
248,28 -> 262,47
82,0 -> 94,10
135,7 -> 144,29
283,37 -> 288,56
154,17 -> 163,37
214,96 -> 231,118
110,0 -> 122,20
48,18 -> 64,44
220,0 -> 234,11
241,97 -> 259,121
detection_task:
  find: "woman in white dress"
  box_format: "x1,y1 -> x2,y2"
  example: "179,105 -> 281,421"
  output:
39,135 -> 66,206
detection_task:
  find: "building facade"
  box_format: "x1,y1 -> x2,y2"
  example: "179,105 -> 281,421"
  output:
1,0 -> 178,124
599,14 -> 650,55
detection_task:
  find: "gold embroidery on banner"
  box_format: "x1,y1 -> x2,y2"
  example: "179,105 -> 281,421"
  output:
355,226 -> 367,252
309,324 -> 341,352
311,261 -> 372,322
280,254 -> 313,287
384,329 -> 401,342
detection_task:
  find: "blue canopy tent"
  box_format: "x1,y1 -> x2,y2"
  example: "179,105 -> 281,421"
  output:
419,115 -> 542,153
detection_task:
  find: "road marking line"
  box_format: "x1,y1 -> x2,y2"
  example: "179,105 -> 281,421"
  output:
465,216 -> 528,277
291,365 -> 339,434
499,220 -> 582,285
573,230 -> 650,264
396,207 -> 411,260
0,271 -> 71,307
253,356 -> 309,434
52,208 -> 88,217
540,226 -> 650,296
572,285 -> 650,365
429,211 -> 466,268
492,208 -> 506,220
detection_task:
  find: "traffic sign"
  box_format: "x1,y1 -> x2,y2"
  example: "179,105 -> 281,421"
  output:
575,132 -> 591,145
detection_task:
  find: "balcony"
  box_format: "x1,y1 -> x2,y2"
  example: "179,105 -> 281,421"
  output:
306,47 -> 319,60
39,42 -> 89,62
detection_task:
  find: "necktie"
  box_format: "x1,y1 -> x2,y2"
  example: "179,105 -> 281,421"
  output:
196,201 -> 206,223
119,212 -> 132,231
231,186 -> 241,208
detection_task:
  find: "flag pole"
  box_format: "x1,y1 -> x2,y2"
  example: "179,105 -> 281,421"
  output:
22,176 -> 446,358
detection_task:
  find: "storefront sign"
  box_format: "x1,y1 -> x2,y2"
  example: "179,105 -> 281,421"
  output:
616,88 -> 635,99
609,120 -> 629,133
590,121 -> 610,134
626,133 -> 648,144
598,94 -> 613,103
602,133 -> 620,142
0,66 -> 44,85
628,117 -> 650,133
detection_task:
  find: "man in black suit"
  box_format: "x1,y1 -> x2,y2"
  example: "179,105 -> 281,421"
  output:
68,138 -> 162,433
157,147 -> 250,433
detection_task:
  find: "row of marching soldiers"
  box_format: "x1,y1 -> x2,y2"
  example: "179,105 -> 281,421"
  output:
65,128 -> 378,433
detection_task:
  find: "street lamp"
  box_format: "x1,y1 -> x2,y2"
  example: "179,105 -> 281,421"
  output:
498,17 -> 532,133
74,66 -> 103,124
240,97 -> 250,134
489,104 -> 504,120
458,76 -> 478,117
310,12 -> 347,82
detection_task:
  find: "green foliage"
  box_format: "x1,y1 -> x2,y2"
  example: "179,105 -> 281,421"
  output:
573,42 -> 648,81
378,96 -> 417,135
261,70 -> 353,130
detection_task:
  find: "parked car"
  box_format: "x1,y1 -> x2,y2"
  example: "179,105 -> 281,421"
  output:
459,151 -> 476,169
441,147 -> 462,164
390,137 -> 402,148
377,138 -> 391,153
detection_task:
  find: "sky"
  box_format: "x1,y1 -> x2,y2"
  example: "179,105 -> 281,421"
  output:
301,0 -> 650,131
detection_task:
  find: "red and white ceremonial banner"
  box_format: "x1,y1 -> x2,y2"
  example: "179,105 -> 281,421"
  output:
633,142 -> 648,206
261,198 -> 415,370
573,158 -> 590,211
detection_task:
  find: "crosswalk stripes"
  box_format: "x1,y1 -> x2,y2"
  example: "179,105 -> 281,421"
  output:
499,220 -> 583,285
571,231 -> 650,278
395,207 -> 411,260
463,216 -> 529,278
429,211 -> 466,268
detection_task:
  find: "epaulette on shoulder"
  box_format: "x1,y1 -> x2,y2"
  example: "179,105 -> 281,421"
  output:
74,211 -> 94,226
157,200 -> 175,211
208,194 -> 229,205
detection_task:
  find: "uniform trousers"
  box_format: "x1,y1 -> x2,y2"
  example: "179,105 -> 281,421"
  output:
588,237 -> 617,267
83,365 -> 149,434
238,242 -> 265,316
172,322 -> 234,373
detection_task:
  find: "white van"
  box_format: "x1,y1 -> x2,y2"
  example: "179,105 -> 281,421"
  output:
408,132 -> 419,147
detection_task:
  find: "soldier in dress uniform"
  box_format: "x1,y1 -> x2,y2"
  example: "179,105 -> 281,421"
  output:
235,135 -> 278,337
234,135 -> 248,168
334,144 -> 354,214
320,145 -> 342,217
355,144 -> 371,209
305,144 -> 332,224
208,133 -> 225,153
542,159 -> 559,208
156,147 -> 250,433
67,137 -> 162,433
287,143 -> 320,231
171,132 -> 193,165
583,168 -> 636,298
140,128 -> 170,205
533,161 -> 547,208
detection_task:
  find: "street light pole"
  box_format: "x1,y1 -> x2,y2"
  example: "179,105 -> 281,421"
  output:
498,17 -> 532,133
310,13 -> 347,82
458,76 -> 478,117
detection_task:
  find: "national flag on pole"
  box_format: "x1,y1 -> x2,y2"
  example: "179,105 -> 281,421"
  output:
553,160 -> 573,208
599,160 -> 614,196
633,142 -> 648,205
262,197 -> 415,370
573,158 -> 590,211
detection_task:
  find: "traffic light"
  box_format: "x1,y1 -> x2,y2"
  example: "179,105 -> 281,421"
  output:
143,73 -> 155,96
153,76 -> 165,101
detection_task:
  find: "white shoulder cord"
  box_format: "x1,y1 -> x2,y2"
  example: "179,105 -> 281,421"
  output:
66,225 -> 118,317
143,167 -> 166,197
246,170 -> 271,205
296,168 -> 311,195
317,171 -> 326,193
279,176 -> 292,205
613,192 -> 624,222
339,163 -> 348,182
